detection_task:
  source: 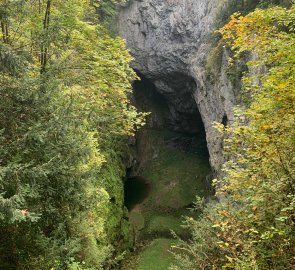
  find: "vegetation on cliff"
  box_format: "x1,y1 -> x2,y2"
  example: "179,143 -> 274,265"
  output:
1,1 -> 294,270
171,3 -> 295,270
0,0 -> 144,269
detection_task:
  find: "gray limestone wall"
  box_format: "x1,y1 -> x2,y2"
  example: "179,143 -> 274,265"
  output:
117,0 -> 238,174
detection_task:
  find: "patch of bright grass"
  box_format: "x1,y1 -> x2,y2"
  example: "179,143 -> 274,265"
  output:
147,215 -> 185,236
136,239 -> 177,270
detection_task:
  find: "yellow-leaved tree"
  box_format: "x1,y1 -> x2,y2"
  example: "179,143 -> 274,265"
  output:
171,4 -> 294,270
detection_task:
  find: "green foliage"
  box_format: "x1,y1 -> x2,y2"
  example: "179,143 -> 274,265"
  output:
205,0 -> 292,83
171,4 -> 295,270
0,0 -> 145,269
136,239 -> 177,270
258,0 -> 293,8
96,0 -> 123,20
205,40 -> 225,81
95,0 -> 131,35
147,215 -> 185,236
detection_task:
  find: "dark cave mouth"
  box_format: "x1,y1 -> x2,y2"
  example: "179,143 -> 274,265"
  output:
123,73 -> 211,211
133,72 -> 207,138
124,176 -> 151,211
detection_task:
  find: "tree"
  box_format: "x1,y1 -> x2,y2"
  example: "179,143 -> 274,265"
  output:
171,4 -> 295,270
0,0 -> 145,269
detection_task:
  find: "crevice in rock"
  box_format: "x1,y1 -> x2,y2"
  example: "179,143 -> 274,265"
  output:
222,114 -> 228,127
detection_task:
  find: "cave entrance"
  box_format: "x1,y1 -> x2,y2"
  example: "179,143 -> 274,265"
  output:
124,73 -> 211,212
133,72 -> 209,156
124,176 -> 151,211
133,72 -> 206,137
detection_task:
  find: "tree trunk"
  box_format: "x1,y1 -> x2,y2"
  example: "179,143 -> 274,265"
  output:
40,0 -> 51,74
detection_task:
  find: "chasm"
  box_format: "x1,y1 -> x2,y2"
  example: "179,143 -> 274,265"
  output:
121,74 -> 212,269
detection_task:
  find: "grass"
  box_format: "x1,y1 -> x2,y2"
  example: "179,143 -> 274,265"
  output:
136,239 -> 177,270
147,215 -> 186,236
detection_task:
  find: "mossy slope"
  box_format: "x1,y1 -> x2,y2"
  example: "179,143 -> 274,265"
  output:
122,129 -> 211,269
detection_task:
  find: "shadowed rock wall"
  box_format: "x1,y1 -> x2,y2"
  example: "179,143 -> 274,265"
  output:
118,0 -> 238,174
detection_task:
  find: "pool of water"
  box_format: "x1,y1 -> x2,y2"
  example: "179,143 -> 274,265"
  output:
124,176 -> 151,211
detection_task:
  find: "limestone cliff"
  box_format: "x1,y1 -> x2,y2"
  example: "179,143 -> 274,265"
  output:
117,0 -> 238,174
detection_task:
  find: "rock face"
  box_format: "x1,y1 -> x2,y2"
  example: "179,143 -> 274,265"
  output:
117,0 -> 238,174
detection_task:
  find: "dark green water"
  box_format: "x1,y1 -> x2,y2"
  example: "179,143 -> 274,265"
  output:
124,176 -> 151,211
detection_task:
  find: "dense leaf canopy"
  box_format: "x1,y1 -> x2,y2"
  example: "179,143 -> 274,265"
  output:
0,0 -> 144,269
